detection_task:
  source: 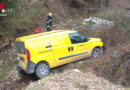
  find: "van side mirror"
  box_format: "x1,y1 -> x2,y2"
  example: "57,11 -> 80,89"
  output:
83,37 -> 88,42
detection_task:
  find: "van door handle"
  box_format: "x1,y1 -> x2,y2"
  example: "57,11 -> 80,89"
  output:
46,45 -> 52,48
68,47 -> 71,52
71,46 -> 73,51
80,44 -> 84,46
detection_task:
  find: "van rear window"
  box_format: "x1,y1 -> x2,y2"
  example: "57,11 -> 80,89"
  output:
16,41 -> 25,54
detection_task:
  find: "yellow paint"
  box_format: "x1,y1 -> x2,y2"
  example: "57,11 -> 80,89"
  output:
15,30 -> 103,70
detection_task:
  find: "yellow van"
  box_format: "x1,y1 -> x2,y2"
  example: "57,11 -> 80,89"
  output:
16,30 -> 104,78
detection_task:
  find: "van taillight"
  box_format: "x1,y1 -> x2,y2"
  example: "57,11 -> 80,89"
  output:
25,48 -> 30,62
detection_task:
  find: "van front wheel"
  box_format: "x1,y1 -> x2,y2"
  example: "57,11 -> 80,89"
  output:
92,48 -> 103,58
35,63 -> 50,78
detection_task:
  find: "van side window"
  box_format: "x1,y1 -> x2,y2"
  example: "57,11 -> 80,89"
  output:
69,33 -> 87,44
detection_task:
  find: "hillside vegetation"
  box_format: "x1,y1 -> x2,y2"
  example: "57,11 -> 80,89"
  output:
0,0 -> 130,90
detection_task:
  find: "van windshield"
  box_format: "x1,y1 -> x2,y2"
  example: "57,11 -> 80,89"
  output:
16,41 -> 25,54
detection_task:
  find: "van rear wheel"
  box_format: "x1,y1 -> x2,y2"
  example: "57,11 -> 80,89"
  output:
35,63 -> 50,78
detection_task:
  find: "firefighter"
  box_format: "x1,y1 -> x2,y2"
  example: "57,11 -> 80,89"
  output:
46,13 -> 53,31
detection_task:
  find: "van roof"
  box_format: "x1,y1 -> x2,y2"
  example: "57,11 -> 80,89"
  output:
16,30 -> 76,41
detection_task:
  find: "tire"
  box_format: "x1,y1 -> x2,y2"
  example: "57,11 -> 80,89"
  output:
35,63 -> 50,78
92,48 -> 103,58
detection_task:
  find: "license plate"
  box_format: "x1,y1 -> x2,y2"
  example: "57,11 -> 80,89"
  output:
22,62 -> 24,67
19,60 -> 24,68
18,57 -> 24,68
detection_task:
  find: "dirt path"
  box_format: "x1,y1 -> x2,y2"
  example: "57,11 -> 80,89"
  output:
0,68 -> 38,90
0,64 -> 72,90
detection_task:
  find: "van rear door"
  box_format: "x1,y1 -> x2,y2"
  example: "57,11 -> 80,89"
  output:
16,41 -> 27,69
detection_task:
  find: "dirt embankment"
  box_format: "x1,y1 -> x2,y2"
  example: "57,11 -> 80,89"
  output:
25,70 -> 125,90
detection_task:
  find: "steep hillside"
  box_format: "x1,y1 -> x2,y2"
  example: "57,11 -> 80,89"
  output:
0,0 -> 130,37
0,0 -> 130,90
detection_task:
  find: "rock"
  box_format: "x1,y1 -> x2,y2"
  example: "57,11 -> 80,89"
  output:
73,69 -> 81,73
0,69 -> 2,72
83,17 -> 114,30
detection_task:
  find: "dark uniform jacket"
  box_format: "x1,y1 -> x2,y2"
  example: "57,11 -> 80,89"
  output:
46,16 -> 52,31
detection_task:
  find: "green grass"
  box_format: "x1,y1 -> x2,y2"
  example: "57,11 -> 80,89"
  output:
18,8 -> 46,23
74,59 -> 93,73
0,71 -> 7,80
0,61 -> 15,80
74,82 -> 88,90
128,36 -> 130,42
125,88 -> 130,90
